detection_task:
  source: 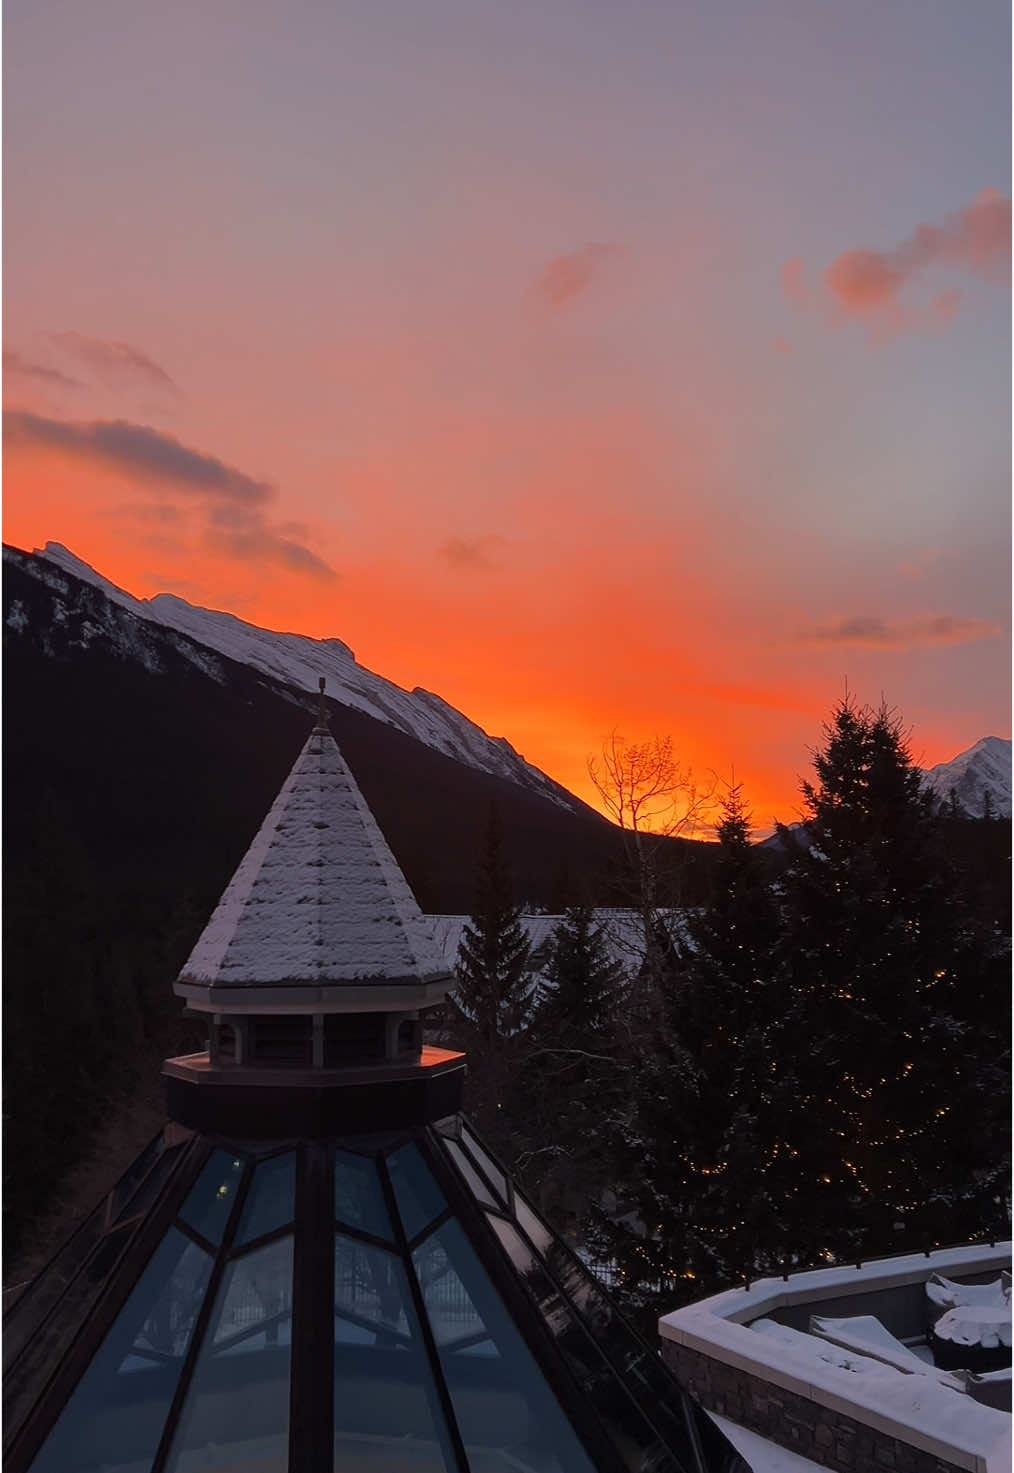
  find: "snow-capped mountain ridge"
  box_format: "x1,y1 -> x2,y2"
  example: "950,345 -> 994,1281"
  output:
922,735 -> 1011,819
25,542 -> 580,810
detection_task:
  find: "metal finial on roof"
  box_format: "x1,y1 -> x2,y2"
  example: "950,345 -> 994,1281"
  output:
313,676 -> 330,732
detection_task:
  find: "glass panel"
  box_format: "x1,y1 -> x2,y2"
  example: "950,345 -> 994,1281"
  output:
123,1237 -> 212,1366
29,1229 -> 211,1473
487,1214 -> 692,1473
387,1144 -> 446,1241
177,1150 -> 246,1246
234,1152 -> 296,1247
511,1189 -> 734,1468
444,1139 -> 500,1211
7,1220 -> 140,1439
5,1139 -> 187,1375
108,1131 -> 169,1222
334,1232 -> 412,1344
165,1236 -> 293,1473
334,1149 -> 393,1241
460,1125 -> 510,1205
412,1220 -> 597,1473
333,1233 -> 454,1472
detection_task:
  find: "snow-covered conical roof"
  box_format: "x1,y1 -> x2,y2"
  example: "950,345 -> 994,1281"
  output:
175,707 -> 452,1012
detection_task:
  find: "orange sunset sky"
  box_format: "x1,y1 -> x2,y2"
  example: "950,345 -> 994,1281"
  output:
4,1 -> 1010,829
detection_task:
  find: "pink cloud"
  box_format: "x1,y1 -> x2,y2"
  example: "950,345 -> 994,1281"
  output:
532,243 -> 626,308
821,189 -> 1010,326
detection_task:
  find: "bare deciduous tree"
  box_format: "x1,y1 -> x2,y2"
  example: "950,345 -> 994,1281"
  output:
587,731 -> 715,978
587,733 -> 707,839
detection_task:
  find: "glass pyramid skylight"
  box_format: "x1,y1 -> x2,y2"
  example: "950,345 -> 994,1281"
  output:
6,1118 -> 745,1473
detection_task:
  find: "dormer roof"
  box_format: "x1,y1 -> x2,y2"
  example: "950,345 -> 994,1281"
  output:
175,716 -> 451,1013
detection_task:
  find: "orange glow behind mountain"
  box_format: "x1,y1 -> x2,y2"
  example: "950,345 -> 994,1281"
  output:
5,443 -> 994,836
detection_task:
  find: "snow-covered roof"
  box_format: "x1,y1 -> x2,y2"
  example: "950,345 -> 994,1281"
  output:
427,910 -> 685,977
176,719 -> 452,1008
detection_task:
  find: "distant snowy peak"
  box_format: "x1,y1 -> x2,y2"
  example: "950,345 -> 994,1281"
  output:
29,542 -> 580,811
922,736 -> 1012,819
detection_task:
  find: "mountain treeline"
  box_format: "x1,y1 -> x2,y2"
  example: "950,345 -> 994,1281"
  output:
442,698 -> 1011,1334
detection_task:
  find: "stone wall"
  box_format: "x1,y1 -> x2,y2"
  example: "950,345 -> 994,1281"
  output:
661,1340 -> 966,1473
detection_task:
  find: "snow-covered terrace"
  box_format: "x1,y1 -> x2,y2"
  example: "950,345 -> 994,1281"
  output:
659,1243 -> 1012,1473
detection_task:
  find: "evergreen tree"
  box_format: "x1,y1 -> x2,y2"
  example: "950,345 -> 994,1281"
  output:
452,803 -> 532,1155
602,783 -> 789,1308
522,906 -> 628,1229
776,698 -> 1009,1258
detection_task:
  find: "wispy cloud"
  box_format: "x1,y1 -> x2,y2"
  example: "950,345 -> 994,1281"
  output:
436,533 -> 506,572
5,410 -> 336,582
781,190 -> 1010,338
205,503 -> 337,580
532,243 -> 627,308
5,411 -> 271,503
896,547 -> 941,580
3,349 -> 81,391
799,613 -> 1003,650
49,332 -> 180,395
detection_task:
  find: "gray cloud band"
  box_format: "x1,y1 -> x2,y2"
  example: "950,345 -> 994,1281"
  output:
4,411 -> 271,503
803,615 -> 1002,649
5,410 -> 336,581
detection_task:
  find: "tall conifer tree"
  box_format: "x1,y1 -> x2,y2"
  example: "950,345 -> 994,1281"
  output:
604,783 -> 789,1307
776,698 -> 1009,1256
523,906 -> 627,1228
452,802 -> 532,1155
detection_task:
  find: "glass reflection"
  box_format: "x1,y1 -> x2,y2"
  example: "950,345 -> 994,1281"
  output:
334,1233 -> 412,1344
445,1138 -> 500,1211
177,1151 -> 245,1246
333,1233 -> 454,1472
30,1229 -> 211,1473
334,1149 -> 393,1241
460,1125 -> 510,1205
486,1215 -> 692,1473
165,1236 -> 293,1473
387,1144 -> 446,1241
412,1219 -> 596,1473
108,1131 -> 168,1222
6,1139 -> 186,1376
511,1189 -> 730,1468
234,1152 -> 295,1247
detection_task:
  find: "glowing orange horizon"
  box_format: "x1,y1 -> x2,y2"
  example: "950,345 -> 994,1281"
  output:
5,449 -> 998,843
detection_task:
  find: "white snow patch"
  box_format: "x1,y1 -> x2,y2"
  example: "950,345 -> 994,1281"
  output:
708,1413 -> 826,1473
5,600 -> 28,632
